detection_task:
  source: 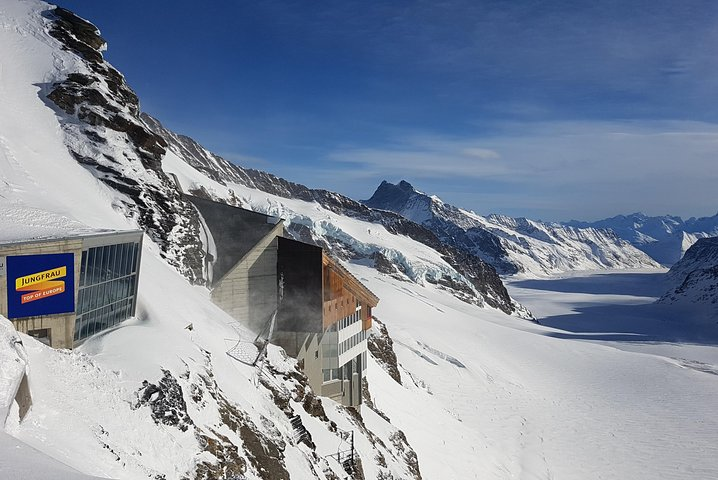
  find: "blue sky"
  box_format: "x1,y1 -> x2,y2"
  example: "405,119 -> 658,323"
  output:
58,0 -> 718,221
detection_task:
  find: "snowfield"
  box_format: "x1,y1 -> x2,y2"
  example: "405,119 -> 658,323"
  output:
355,267 -> 718,479
0,1 -> 717,479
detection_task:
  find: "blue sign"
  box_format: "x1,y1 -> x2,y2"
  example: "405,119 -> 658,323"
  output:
6,253 -> 75,319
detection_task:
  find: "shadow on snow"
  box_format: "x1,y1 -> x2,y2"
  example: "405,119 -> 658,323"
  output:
511,272 -> 718,346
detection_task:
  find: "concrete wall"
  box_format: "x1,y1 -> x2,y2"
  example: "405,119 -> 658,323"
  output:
186,195 -> 279,284
292,329 -> 364,408
211,223 -> 284,335
0,238 -> 82,349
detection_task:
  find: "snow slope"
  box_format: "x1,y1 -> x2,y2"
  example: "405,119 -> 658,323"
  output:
359,266 -> 718,479
1,2 -> 717,480
0,2 -> 423,479
364,180 -> 660,276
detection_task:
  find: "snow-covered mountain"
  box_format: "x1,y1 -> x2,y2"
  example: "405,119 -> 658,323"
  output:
142,115 -> 527,317
3,2 -> 718,480
566,212 -> 718,265
658,237 -> 718,308
363,180 -> 659,276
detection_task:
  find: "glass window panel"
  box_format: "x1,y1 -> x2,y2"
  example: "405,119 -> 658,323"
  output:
87,248 -> 96,285
131,243 -> 139,273
128,274 -> 137,298
123,278 -> 131,301
105,244 -> 114,281
77,316 -> 87,340
94,283 -> 103,310
111,306 -> 122,326
110,244 -> 120,279
117,279 -> 126,303
123,243 -> 130,275
103,281 -> 111,306
117,243 -> 126,278
101,307 -> 111,331
101,246 -> 110,282
96,309 -> 105,333
80,251 -> 87,287
120,244 -> 127,277
82,289 -> 91,315
113,244 -> 121,279
86,315 -> 96,337
86,285 -> 95,311
107,280 -> 119,303
123,243 -> 132,276
77,289 -> 85,315
128,297 -> 136,317
98,282 -> 107,309
95,247 -> 104,285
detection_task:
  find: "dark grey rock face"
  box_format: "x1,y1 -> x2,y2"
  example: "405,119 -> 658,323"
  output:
43,6 -> 205,283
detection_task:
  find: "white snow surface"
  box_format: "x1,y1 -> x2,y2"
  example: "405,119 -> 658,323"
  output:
1,1 -> 717,479
362,267 -> 718,479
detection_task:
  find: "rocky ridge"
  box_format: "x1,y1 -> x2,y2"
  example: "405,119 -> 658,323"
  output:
43,6 -> 205,283
364,180 -> 660,276
658,236 -> 718,307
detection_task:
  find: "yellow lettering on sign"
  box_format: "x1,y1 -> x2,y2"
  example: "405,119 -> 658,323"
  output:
15,266 -> 66,290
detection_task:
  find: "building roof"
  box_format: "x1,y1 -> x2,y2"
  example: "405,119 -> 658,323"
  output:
322,252 -> 380,307
0,205 -> 117,244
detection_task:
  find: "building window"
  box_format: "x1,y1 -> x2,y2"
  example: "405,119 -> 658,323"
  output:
74,241 -> 140,342
28,328 -> 51,346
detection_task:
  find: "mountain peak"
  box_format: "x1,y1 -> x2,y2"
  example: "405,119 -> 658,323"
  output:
397,179 -> 416,191
363,180 -> 422,211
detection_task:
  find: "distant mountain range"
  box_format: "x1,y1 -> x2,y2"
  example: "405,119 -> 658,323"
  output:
363,181 -> 660,276
565,212 -> 718,266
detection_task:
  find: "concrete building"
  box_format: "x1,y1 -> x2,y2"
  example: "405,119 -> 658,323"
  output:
187,195 -> 379,408
0,230 -> 143,348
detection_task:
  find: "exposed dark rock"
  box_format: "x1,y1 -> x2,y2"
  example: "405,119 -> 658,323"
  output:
361,377 -> 391,422
46,7 -> 105,63
42,5 -> 206,284
134,370 -> 194,432
389,430 -> 422,480
367,318 -> 402,385
371,252 -> 400,276
194,430 -> 247,480
301,389 -> 329,421
200,367 -> 290,480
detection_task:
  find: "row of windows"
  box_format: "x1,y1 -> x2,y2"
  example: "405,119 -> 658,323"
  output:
338,308 -> 362,331
339,329 -> 366,356
322,352 -> 366,383
80,242 -> 139,287
74,297 -> 135,341
77,276 -> 137,315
